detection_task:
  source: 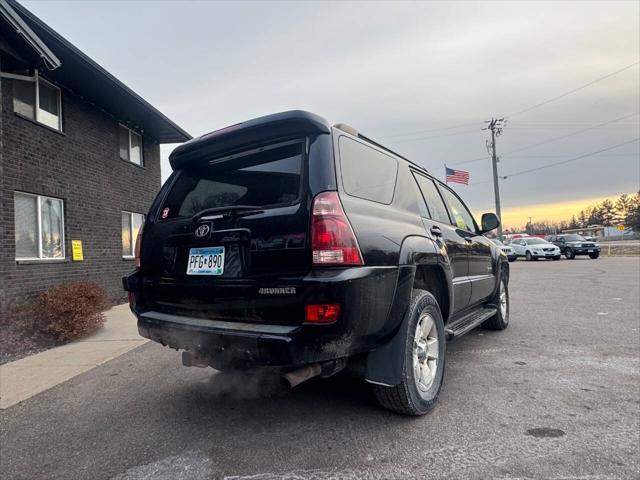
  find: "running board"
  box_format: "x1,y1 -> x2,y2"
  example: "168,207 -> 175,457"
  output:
445,307 -> 497,340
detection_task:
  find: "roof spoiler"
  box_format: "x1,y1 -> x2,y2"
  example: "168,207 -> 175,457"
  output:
169,110 -> 331,171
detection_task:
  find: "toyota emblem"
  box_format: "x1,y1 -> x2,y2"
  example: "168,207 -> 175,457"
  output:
194,224 -> 210,238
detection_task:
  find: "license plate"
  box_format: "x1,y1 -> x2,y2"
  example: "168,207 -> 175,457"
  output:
186,247 -> 225,275
588,249 -> 594,253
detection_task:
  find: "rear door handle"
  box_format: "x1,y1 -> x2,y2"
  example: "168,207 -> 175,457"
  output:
430,226 -> 442,237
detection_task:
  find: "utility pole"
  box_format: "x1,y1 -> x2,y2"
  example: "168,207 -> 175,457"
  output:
483,118 -> 506,239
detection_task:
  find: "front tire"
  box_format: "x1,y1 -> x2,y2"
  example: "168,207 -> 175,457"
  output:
564,248 -> 575,259
552,255 -> 561,260
525,251 -> 533,261
373,289 -> 445,416
589,252 -> 600,259
483,275 -> 509,330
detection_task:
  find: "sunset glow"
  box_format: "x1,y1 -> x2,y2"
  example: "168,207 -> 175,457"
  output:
491,193 -> 635,230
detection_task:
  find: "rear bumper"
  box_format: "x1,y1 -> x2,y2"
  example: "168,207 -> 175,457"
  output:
137,311 -> 299,367
572,247 -> 600,255
127,266 -> 407,368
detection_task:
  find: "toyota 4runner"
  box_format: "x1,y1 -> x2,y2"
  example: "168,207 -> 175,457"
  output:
123,111 -> 510,415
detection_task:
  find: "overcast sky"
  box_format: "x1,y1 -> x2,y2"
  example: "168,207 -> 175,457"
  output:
23,0 -> 640,226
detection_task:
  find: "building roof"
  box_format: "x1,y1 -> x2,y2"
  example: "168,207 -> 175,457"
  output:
0,0 -> 191,143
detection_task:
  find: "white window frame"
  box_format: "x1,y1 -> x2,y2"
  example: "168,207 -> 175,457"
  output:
122,211 -> 144,258
119,125 -> 143,166
12,70 -> 63,131
14,191 -> 66,261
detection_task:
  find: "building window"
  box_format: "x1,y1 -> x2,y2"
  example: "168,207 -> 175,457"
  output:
119,125 -> 143,166
122,211 -> 144,258
13,72 -> 62,131
14,192 -> 65,260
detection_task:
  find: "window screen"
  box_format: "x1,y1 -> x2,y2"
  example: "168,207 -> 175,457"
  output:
14,193 -> 38,258
130,131 -> 142,166
37,80 -> 60,130
414,174 -> 451,224
339,137 -> 397,204
119,126 -> 130,161
14,80 -> 35,120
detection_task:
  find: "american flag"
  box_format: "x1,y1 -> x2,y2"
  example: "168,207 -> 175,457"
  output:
445,166 -> 470,185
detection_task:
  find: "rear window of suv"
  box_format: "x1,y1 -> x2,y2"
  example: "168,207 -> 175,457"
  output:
161,140 -> 304,219
339,136 -> 398,204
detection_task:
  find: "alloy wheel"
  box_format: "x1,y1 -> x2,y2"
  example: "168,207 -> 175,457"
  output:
413,313 -> 439,394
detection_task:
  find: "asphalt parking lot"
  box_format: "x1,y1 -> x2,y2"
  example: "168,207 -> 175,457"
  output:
1,257 -> 639,480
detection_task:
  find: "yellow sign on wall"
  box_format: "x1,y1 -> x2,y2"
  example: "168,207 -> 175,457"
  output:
71,240 -> 84,261
617,224 -> 625,231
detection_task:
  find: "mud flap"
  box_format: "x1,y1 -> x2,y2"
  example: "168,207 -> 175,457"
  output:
364,265 -> 415,386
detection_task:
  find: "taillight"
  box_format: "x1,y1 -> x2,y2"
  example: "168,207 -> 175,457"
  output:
311,191 -> 363,266
305,304 -> 341,324
134,224 -> 144,269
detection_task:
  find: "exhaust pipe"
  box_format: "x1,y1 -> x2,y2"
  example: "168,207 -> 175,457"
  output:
182,351 -> 208,368
282,363 -> 322,388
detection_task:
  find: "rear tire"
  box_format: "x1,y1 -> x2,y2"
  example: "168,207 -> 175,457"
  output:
483,275 -> 509,330
564,248 -> 575,259
373,289 -> 445,416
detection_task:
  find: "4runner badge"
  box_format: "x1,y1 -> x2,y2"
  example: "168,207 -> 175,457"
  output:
194,224 -> 210,238
258,287 -> 297,295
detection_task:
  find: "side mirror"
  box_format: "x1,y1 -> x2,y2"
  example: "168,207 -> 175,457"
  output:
480,212 -> 500,233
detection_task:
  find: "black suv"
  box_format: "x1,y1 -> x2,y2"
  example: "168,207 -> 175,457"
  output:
548,234 -> 601,259
123,111 -> 510,415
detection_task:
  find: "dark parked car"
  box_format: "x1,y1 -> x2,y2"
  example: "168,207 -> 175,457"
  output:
548,234 -> 601,259
123,111 -> 510,415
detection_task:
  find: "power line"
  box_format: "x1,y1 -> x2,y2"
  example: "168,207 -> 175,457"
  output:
501,137 -> 640,178
502,112 -> 639,155
506,61 -> 640,118
469,151 -> 639,184
365,62 -> 638,143
450,112 -> 638,166
387,128 -> 482,145
376,121 -> 481,140
504,153 -> 637,158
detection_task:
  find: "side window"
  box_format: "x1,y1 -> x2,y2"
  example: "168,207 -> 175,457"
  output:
439,186 -> 477,233
338,136 -> 398,204
413,173 -> 451,224
122,211 -> 145,258
13,73 -> 62,131
119,125 -> 143,166
14,192 -> 65,259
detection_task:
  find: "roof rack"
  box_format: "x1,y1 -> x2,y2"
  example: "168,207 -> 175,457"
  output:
333,123 -> 429,173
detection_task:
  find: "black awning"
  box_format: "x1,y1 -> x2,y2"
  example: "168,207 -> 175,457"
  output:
2,0 -> 191,144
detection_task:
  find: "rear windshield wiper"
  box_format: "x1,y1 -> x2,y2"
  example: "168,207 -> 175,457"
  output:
192,205 -> 264,222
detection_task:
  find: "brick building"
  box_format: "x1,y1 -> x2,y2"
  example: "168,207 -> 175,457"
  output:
0,0 -> 191,317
